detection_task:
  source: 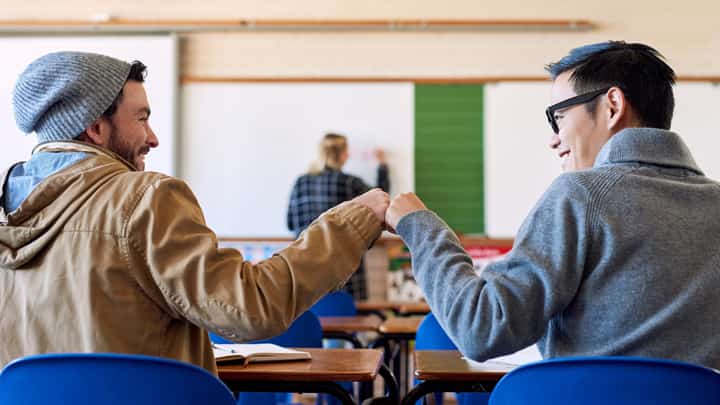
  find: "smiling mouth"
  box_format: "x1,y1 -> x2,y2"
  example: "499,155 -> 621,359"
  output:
559,150 -> 570,159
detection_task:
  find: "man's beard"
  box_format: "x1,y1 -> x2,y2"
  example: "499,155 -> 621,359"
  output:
106,123 -> 149,170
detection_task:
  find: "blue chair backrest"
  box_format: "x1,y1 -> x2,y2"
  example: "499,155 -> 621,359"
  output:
210,311 -> 323,347
416,313 -> 456,350
255,310 -> 323,347
489,356 -> 720,405
416,313 -> 489,405
0,353 -> 236,405
310,291 -> 357,316
209,331 -> 232,344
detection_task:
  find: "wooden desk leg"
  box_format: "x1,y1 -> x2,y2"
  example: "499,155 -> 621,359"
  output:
392,341 -> 402,398
379,363 -> 400,404
400,340 -> 410,398
360,365 -> 399,405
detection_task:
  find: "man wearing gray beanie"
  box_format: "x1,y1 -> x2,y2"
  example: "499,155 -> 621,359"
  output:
0,51 -> 390,374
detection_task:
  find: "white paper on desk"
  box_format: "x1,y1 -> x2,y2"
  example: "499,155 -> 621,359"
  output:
212,343 -> 311,364
463,344 -> 542,368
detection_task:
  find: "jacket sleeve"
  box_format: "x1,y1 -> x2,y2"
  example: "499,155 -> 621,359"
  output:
395,175 -> 592,361
124,176 -> 381,342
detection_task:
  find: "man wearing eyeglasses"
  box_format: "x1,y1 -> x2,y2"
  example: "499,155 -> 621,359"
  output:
384,41 -> 720,369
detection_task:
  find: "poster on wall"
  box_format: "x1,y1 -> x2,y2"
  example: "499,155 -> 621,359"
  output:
465,244 -> 512,273
386,240 -> 512,301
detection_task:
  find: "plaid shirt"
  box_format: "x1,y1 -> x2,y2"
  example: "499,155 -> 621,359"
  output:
287,165 -> 389,236
286,165 -> 389,299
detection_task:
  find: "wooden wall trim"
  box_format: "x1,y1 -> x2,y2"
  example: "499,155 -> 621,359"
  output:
0,19 -> 593,33
182,76 -> 720,84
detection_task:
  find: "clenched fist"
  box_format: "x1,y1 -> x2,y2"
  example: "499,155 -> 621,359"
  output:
385,192 -> 428,232
351,188 -> 390,224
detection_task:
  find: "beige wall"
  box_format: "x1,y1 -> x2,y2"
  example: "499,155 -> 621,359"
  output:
2,0 -> 719,77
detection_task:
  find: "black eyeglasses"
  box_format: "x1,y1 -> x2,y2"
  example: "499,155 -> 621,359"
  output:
545,87 -> 612,134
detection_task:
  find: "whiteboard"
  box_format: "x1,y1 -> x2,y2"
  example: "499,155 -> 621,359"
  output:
671,83 -> 720,181
484,82 -> 559,237
0,35 -> 178,175
182,83 -> 414,237
484,81 -> 720,237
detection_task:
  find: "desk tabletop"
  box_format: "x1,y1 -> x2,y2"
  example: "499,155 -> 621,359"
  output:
218,348 -> 384,382
356,300 -> 431,315
355,300 -> 416,311
378,316 -> 423,335
397,302 -> 430,314
319,316 -> 382,333
414,350 -> 515,382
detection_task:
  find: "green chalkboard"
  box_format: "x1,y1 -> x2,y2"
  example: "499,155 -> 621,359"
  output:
414,84 -> 485,234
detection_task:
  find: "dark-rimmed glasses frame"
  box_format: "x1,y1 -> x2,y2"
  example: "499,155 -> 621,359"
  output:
545,87 -> 612,134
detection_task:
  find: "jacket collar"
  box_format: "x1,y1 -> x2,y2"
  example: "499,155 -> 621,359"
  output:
0,165 -> 16,225
593,128 -> 703,175
1,141 -> 135,225
33,140 -> 137,171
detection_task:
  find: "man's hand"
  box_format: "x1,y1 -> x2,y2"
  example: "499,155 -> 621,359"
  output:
352,189 -> 390,224
386,192 -> 428,232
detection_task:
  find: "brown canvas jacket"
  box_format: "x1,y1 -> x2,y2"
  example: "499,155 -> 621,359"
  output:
0,141 -> 381,373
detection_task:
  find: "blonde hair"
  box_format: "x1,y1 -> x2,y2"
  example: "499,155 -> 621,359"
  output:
308,133 -> 348,174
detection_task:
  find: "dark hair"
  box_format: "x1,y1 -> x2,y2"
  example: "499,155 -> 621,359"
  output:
101,60 -> 147,118
545,41 -> 676,129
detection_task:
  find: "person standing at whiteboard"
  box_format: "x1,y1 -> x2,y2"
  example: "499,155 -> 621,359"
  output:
0,51 -> 390,373
287,133 -> 390,299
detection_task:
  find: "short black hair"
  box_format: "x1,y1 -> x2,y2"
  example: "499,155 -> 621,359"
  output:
101,60 -> 147,118
546,41 -> 676,130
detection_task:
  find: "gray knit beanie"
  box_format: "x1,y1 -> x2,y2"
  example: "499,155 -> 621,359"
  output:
12,51 -> 132,143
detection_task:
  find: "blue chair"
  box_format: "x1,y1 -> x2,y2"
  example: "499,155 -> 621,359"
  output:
0,352 -> 236,405
210,311 -> 323,405
489,356 -> 720,405
310,291 -> 357,317
415,313 -> 489,405
310,291 -> 362,348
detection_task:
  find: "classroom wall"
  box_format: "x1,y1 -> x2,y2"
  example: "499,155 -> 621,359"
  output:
2,0 -> 720,77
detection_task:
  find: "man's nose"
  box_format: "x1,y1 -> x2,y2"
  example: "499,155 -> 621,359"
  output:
549,133 -> 561,149
147,126 -> 159,148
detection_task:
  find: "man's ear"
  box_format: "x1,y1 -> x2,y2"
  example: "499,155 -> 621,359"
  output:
605,87 -> 628,131
81,117 -> 111,147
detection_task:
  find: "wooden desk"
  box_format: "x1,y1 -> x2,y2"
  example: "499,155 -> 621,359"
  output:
320,316 -> 383,333
356,300 -> 431,318
218,348 -> 398,405
319,316 -> 383,348
397,302 -> 430,316
319,315 -> 382,349
401,350 -> 515,405
378,316 -> 423,336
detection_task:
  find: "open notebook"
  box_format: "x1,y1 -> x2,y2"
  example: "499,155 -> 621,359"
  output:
212,343 -> 311,365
